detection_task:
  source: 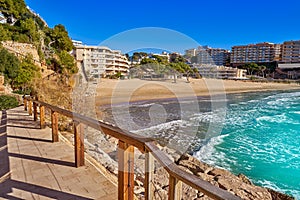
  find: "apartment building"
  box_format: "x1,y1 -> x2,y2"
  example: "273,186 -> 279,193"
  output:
187,46 -> 229,66
75,45 -> 129,78
231,42 -> 281,66
281,40 -> 300,63
192,64 -> 247,79
185,48 -> 197,57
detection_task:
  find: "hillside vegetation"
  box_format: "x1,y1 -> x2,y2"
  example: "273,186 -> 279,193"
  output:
0,0 -> 77,106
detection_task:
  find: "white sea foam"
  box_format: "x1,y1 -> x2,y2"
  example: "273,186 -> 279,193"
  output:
132,119 -> 188,134
256,114 -> 300,125
193,134 -> 230,168
257,180 -> 300,200
132,103 -> 155,107
293,111 -> 300,115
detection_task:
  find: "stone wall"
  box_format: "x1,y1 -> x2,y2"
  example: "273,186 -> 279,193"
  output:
1,41 -> 41,66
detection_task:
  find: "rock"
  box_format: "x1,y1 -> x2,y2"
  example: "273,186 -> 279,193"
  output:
135,179 -> 144,187
178,165 -> 194,175
153,167 -> 169,187
134,186 -> 145,194
178,154 -> 213,175
196,172 -> 215,183
208,167 -> 235,178
216,176 -> 272,200
267,188 -> 295,200
182,183 -> 198,199
154,188 -> 168,200
238,173 -> 253,185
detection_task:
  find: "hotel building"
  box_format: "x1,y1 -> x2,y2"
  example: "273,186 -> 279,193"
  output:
281,40 -> 300,63
192,64 -> 247,79
231,42 -> 281,66
187,46 -> 230,66
75,45 -> 129,78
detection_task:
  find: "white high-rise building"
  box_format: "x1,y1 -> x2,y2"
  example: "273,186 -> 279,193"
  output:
75,45 -> 129,78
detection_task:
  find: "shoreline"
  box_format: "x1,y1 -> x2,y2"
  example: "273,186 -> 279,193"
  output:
95,78 -> 300,107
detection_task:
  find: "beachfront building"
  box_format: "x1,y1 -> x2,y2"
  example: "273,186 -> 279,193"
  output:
281,40 -> 300,63
193,64 -> 247,79
75,45 -> 129,79
231,42 -> 281,66
277,63 -> 300,79
186,46 -> 230,66
72,40 -> 83,47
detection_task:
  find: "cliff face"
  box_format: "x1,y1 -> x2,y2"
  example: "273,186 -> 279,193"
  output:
1,41 -> 40,65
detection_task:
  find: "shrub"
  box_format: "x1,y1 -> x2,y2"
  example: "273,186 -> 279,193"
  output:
0,95 -> 19,110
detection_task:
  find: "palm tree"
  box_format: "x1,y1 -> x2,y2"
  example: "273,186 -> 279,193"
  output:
258,65 -> 266,78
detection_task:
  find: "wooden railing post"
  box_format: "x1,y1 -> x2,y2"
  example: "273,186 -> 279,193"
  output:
74,121 -> 84,167
28,100 -> 32,116
118,140 -> 134,200
145,151 -> 154,200
169,176 -> 182,200
24,98 -> 27,111
40,105 -> 45,129
51,111 -> 58,142
33,102 -> 38,121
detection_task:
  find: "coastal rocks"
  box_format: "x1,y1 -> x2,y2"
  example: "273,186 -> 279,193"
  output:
237,173 -> 253,185
175,153 -> 293,200
267,188 -> 295,200
215,175 -> 272,200
64,126 -> 294,200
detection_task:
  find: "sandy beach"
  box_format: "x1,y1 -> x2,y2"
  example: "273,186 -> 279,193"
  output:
95,78 -> 300,106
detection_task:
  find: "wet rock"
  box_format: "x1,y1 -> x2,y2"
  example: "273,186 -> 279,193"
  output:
267,188 -> 295,200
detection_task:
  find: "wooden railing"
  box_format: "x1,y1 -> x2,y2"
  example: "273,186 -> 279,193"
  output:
23,96 -> 241,200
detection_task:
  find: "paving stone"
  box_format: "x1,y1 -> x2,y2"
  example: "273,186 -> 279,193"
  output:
0,107 -> 117,200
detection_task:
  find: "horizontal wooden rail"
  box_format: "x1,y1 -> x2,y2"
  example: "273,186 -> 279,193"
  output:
23,96 -> 241,200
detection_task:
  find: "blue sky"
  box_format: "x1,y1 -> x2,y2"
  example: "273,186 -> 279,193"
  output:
25,0 -> 300,53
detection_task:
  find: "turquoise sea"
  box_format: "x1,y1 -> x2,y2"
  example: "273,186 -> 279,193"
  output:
194,90 -> 300,199
100,89 -> 300,198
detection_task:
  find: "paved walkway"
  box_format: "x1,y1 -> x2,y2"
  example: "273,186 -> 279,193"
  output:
0,107 -> 117,200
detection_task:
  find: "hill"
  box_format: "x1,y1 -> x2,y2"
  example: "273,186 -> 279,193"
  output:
0,0 -> 77,101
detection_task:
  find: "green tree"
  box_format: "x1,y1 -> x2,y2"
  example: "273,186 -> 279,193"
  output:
0,95 -> 19,110
169,62 -> 194,82
258,65 -> 266,78
0,25 -> 10,41
0,47 -> 20,82
152,55 -> 168,64
13,55 -> 40,89
244,63 -> 259,76
0,0 -> 27,19
57,50 -> 78,75
140,58 -> 157,65
48,24 -> 74,52
19,18 -> 39,42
